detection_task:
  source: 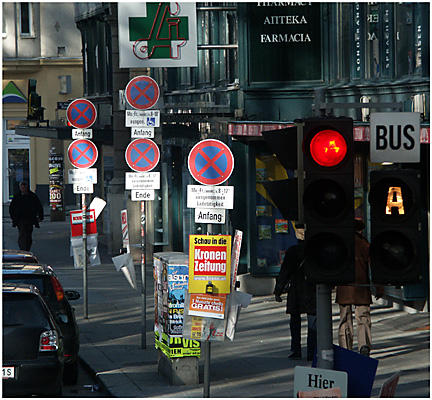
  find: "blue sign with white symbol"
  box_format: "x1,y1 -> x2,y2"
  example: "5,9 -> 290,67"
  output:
188,139 -> 234,185
125,138 -> 160,172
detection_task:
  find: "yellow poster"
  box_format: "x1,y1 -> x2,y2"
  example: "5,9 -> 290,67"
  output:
188,235 -> 231,294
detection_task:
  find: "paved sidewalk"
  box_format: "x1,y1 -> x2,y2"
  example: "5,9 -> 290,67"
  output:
2,216 -> 430,397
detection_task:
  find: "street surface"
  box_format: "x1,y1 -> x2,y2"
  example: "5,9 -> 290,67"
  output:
2,212 -> 430,398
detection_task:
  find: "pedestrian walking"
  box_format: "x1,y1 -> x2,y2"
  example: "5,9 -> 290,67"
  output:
274,227 -> 317,360
9,181 -> 44,251
336,218 -> 383,357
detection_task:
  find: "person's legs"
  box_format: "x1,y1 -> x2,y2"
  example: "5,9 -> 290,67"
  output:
306,314 -> 317,360
18,222 -> 33,251
355,305 -> 372,355
289,313 -> 301,357
338,304 -> 354,350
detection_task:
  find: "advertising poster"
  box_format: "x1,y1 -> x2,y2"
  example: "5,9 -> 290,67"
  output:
167,264 -> 188,336
188,293 -> 227,319
188,235 -> 231,294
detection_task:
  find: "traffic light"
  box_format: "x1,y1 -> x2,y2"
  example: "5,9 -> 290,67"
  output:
27,79 -> 44,121
368,169 -> 422,284
302,117 -> 355,283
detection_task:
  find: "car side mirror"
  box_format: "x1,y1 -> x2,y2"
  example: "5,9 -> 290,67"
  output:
64,290 -> 80,301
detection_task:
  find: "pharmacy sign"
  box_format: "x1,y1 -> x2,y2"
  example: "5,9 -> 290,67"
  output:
118,2 -> 197,68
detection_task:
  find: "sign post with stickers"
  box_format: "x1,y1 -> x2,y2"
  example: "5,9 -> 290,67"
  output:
124,77 -> 160,349
184,139 -> 249,397
67,100 -> 98,320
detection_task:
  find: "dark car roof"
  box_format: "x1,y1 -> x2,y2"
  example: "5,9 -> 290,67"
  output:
2,263 -> 54,276
2,249 -> 39,263
3,282 -> 41,295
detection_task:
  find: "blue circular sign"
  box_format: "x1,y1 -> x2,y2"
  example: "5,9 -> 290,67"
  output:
125,139 -> 160,172
125,76 -> 160,110
66,99 -> 97,129
67,139 -> 98,169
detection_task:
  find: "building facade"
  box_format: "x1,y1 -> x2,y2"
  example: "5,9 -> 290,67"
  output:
2,2 -> 83,212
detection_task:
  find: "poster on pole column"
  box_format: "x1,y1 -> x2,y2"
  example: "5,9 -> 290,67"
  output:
188,235 -> 231,294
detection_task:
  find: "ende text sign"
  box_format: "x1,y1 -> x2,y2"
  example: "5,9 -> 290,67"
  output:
125,172 -> 160,190
187,185 -> 234,209
73,183 -> 93,194
370,112 -> 420,163
125,110 -> 160,127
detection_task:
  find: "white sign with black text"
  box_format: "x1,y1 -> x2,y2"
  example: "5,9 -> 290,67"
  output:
125,110 -> 160,127
72,129 -> 93,139
131,189 -> 155,201
125,172 -> 160,190
294,366 -> 347,398
187,185 -> 234,209
194,208 -> 225,224
131,127 -> 155,138
73,183 -> 93,194
68,168 -> 97,184
370,112 -> 420,163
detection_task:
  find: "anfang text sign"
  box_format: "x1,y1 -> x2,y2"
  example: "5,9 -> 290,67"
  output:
187,185 -> 234,209
194,208 -> 225,224
125,172 -> 160,190
131,127 -> 155,138
72,129 -> 93,139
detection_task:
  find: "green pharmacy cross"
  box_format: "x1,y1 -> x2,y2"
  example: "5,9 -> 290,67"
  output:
129,2 -> 189,60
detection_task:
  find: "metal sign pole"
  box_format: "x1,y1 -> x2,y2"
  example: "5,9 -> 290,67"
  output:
141,200 -> 147,349
82,193 -> 88,319
203,222 -> 212,398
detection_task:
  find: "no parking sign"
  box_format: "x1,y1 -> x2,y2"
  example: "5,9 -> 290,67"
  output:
68,139 -> 98,169
66,99 -> 97,129
125,138 -> 160,172
188,139 -> 234,186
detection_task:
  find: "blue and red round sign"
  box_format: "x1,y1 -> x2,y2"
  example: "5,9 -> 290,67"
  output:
125,76 -> 159,110
66,99 -> 97,129
125,138 -> 160,172
188,139 -> 234,185
67,139 -> 98,169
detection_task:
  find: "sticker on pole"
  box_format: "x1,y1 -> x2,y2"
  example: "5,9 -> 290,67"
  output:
125,138 -> 160,172
125,75 -> 160,110
68,139 -> 98,169
188,139 -> 234,185
66,98 -> 97,129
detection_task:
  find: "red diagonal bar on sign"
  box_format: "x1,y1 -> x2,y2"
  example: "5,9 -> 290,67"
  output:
197,148 -> 225,176
72,104 -> 91,123
74,144 -> 93,163
131,143 -> 152,167
131,82 -> 153,103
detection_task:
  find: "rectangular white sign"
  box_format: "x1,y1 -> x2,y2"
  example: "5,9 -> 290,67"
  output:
294,366 -> 348,398
194,208 -> 225,224
72,129 -> 93,139
68,168 -> 97,184
370,112 -> 420,163
125,110 -> 160,127
187,185 -> 234,209
131,189 -> 155,201
118,2 -> 198,68
131,127 -> 155,138
73,183 -> 93,194
125,172 -> 160,190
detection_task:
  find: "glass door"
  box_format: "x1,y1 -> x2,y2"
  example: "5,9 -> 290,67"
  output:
7,148 -> 30,200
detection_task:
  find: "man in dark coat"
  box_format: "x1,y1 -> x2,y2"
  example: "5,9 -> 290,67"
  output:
274,228 -> 317,360
336,218 -> 383,357
9,181 -> 44,251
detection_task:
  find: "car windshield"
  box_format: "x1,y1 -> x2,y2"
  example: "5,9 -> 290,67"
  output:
3,293 -> 51,329
2,275 -> 46,296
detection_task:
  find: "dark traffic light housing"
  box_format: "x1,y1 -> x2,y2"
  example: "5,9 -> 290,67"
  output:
302,117 -> 355,284
368,169 -> 422,284
27,79 -> 44,121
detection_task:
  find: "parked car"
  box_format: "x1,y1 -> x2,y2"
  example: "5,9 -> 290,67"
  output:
2,263 -> 80,384
3,283 -> 64,396
2,249 -> 39,263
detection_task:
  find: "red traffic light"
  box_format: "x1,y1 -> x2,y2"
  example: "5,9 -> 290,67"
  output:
310,129 -> 347,167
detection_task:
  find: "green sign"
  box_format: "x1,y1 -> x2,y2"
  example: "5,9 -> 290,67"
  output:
247,3 -> 322,82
